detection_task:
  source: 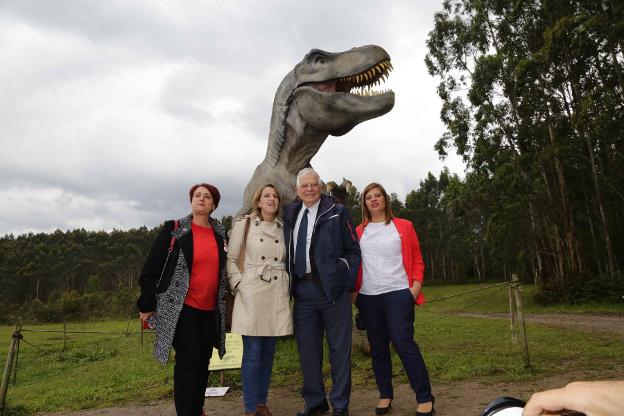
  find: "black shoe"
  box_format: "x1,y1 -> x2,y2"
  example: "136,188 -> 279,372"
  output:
296,400 -> 329,416
375,401 -> 392,415
332,409 -> 348,416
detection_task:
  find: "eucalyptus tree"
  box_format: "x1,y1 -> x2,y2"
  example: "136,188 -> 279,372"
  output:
426,0 -> 623,285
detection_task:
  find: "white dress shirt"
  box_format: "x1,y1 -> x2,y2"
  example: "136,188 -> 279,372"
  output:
293,199 -> 320,274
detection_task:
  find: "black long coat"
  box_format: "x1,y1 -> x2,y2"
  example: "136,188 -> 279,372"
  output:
137,214 -> 228,364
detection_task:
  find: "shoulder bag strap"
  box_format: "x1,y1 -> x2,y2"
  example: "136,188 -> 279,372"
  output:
236,217 -> 251,272
155,220 -> 179,291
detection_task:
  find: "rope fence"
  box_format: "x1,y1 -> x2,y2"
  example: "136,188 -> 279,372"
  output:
20,329 -> 147,335
425,280 -> 511,303
1,274 -> 531,409
418,284 -> 509,327
0,316 -> 157,407
352,274 -> 531,368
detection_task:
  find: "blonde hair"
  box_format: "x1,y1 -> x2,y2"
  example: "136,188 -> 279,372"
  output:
361,182 -> 394,225
251,184 -> 282,221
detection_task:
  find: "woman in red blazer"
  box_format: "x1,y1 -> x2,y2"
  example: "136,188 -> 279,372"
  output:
354,182 -> 434,416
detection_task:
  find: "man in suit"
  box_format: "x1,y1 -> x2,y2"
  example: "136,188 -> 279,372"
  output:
283,168 -> 361,416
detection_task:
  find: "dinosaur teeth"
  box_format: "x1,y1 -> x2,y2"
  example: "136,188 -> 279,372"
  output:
349,85 -> 393,97
342,60 -> 392,93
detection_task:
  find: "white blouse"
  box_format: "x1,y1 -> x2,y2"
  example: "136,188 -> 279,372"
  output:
359,221 -> 409,295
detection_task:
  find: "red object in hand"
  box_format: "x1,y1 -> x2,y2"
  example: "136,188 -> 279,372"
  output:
141,314 -> 156,330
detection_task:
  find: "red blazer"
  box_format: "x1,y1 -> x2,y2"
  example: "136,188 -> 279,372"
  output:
355,217 -> 425,305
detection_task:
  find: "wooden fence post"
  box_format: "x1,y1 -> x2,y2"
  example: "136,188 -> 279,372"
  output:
508,283 -> 517,343
11,329 -> 20,387
125,316 -> 131,337
511,273 -> 531,368
0,321 -> 22,408
63,321 -> 67,351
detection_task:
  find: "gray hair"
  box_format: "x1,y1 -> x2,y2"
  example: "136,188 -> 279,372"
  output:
296,168 -> 321,187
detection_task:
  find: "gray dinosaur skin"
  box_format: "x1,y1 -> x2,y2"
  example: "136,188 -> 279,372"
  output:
235,45 -> 395,218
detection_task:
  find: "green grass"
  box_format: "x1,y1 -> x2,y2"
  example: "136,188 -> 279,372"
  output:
413,311 -> 624,382
0,321 -> 172,414
421,283 -> 624,314
1,284 -> 623,414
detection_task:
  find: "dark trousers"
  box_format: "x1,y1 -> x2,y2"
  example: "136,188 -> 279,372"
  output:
293,279 -> 352,410
172,304 -> 216,416
357,288 -> 432,403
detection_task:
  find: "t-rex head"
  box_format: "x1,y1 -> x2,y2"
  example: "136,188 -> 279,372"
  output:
292,45 -> 395,136
236,45 -> 395,218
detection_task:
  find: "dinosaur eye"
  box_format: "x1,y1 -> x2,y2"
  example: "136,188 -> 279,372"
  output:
314,56 -> 327,64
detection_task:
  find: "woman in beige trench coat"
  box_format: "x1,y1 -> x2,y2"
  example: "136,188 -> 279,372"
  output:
227,184 -> 293,416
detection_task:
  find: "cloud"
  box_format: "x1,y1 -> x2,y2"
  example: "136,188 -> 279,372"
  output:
0,0 -> 464,236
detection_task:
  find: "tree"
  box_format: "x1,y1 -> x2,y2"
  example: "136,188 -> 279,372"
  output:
425,0 -> 624,286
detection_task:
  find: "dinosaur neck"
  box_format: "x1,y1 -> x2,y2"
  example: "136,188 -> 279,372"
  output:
273,104 -> 329,175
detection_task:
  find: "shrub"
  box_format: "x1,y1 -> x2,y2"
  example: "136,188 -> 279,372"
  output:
85,275 -> 102,293
59,291 -> 82,319
534,272 -> 624,305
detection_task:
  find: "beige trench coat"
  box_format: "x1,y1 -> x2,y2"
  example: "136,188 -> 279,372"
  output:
226,215 -> 293,336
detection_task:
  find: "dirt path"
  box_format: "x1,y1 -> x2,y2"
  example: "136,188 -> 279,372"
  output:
44,368 -> 623,416
42,313 -> 624,416
458,312 -> 624,341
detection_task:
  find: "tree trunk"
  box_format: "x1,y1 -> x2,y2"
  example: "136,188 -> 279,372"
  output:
583,131 -> 616,277
547,120 -> 581,276
585,197 -> 604,275
474,253 -> 481,280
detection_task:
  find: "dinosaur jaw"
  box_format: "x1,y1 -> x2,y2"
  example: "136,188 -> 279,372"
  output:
303,58 -> 395,97
293,86 -> 395,136
293,59 -> 395,136
335,58 -> 394,97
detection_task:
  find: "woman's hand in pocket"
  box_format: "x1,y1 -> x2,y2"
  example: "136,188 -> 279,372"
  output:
409,282 -> 422,300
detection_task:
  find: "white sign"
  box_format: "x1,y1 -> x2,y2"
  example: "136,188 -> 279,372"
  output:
205,387 -> 230,397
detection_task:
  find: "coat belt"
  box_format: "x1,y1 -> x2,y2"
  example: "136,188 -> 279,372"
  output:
244,261 -> 286,276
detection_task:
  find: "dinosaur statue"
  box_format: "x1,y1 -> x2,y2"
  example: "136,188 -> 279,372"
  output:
235,45 -> 395,218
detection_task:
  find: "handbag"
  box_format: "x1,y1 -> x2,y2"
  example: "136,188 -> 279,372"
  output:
144,220 -> 180,330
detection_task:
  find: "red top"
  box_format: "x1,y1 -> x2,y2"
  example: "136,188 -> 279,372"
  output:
355,217 -> 426,305
185,223 -> 219,310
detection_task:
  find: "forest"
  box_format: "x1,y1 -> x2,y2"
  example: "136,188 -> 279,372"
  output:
422,0 -> 623,296
1,0 -> 623,323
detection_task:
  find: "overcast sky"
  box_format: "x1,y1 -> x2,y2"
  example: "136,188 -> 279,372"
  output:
0,0 -> 465,236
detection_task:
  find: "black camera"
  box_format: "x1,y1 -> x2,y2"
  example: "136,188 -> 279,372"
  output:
480,397 -> 586,416
480,397 -> 526,416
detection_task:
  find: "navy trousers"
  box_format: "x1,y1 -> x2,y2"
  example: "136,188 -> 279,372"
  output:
293,279 -> 352,410
357,288 -> 432,403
